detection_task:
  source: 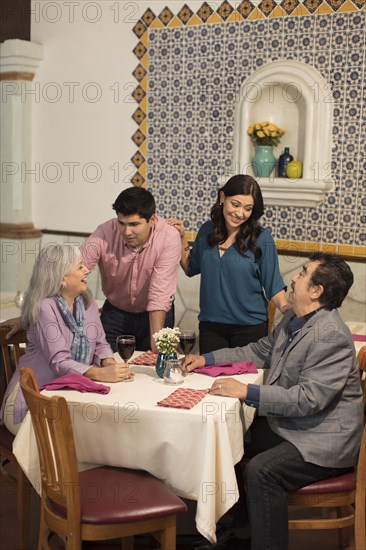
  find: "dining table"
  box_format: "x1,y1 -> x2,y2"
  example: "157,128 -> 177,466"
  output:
12,352 -> 263,544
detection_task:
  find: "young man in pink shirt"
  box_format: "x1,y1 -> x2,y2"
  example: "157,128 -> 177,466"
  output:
81,187 -> 181,352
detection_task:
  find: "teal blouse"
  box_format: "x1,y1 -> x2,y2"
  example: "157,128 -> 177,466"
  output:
187,221 -> 286,326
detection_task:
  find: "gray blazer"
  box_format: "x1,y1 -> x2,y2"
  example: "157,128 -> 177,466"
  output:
211,308 -> 363,468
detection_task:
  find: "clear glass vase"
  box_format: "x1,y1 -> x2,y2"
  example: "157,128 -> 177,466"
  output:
163,359 -> 184,385
155,352 -> 177,378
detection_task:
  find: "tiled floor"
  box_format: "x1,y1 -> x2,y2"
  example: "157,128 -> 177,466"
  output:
0,479 -> 356,549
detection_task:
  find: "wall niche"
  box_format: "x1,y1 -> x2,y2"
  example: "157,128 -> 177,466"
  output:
233,60 -> 334,207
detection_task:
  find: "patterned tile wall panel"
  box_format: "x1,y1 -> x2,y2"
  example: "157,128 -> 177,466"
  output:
131,3 -> 366,251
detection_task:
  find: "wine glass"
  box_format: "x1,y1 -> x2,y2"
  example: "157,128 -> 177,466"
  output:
179,330 -> 196,374
116,335 -> 136,363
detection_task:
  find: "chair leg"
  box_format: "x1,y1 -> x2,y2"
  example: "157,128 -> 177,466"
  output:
158,516 -> 177,550
18,467 -> 31,550
336,507 -> 349,549
38,506 -> 53,550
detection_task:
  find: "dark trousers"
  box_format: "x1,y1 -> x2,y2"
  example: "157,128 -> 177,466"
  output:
100,299 -> 175,352
199,320 -> 268,354
242,417 -> 350,550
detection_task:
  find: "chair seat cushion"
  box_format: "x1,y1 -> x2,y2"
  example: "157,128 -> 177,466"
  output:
292,470 -> 356,496
79,467 -> 187,524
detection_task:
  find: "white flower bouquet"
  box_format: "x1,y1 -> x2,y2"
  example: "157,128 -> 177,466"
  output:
153,327 -> 181,354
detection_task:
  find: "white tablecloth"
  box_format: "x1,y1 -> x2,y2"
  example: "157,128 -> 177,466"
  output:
13,355 -> 263,543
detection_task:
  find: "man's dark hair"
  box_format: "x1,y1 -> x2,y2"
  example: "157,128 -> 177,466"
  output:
309,252 -> 353,309
112,187 -> 156,221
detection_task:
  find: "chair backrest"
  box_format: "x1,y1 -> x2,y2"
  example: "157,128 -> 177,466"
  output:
19,368 -> 82,534
0,326 -> 28,404
267,301 -> 276,334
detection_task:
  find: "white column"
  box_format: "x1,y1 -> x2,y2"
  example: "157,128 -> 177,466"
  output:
0,39 -> 44,292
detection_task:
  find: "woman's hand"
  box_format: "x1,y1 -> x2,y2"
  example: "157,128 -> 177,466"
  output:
86,362 -> 134,382
101,357 -> 118,367
181,354 -> 206,373
166,218 -> 185,238
210,378 -> 248,399
279,302 -> 291,314
271,290 -> 290,316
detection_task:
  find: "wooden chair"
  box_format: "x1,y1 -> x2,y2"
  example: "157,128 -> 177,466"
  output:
267,300 -> 277,334
19,367 -> 187,550
0,325 -> 31,549
288,347 -> 366,550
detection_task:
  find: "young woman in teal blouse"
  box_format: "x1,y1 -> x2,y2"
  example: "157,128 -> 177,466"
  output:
168,174 -> 289,353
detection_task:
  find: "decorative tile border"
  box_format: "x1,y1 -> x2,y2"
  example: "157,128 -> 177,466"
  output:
131,1 -> 365,256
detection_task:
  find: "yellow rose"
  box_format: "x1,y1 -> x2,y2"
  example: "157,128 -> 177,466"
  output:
257,131 -> 265,138
264,129 -> 270,136
267,124 -> 276,132
247,125 -> 254,134
255,123 -> 262,130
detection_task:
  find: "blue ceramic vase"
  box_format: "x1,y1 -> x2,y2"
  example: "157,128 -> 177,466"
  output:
278,147 -> 293,177
155,352 -> 178,378
252,146 -> 276,177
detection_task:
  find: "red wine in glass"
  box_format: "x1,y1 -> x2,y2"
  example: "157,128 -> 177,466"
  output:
179,330 -> 196,356
116,335 -> 136,362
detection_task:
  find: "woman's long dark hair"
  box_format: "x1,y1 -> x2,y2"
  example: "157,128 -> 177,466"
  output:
207,175 -> 264,260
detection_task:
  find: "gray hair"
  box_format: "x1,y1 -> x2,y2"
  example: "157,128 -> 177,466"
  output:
21,243 -> 92,328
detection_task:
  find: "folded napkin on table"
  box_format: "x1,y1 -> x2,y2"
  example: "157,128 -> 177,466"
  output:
352,334 -> 366,342
129,350 -> 158,366
157,387 -> 209,410
195,362 -> 257,377
40,374 -> 110,394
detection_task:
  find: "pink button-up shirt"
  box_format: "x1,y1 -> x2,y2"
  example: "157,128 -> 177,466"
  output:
81,216 -> 181,313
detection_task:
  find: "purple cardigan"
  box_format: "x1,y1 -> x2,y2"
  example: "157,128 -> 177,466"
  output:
0,296 -> 113,424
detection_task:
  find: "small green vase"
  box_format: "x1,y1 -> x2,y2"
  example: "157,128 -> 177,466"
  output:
155,352 -> 177,378
252,146 -> 276,177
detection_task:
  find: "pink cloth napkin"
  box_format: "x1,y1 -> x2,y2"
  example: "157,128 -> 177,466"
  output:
157,387 -> 209,410
40,374 -> 111,394
195,362 -> 257,377
352,334 -> 366,342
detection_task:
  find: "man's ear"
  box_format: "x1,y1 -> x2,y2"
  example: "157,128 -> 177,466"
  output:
149,214 -> 157,225
311,284 -> 324,300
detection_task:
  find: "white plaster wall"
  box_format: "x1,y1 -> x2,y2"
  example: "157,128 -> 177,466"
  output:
30,0 -> 205,233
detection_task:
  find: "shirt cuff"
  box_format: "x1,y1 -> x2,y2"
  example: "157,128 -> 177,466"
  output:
244,384 -> 260,408
202,352 -> 215,366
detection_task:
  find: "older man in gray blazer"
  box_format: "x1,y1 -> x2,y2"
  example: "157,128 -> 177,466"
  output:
184,252 -> 363,550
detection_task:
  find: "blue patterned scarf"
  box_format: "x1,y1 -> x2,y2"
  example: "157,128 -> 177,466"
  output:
55,295 -> 91,364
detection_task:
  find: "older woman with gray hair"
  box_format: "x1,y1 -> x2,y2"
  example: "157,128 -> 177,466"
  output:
1,243 -> 132,435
